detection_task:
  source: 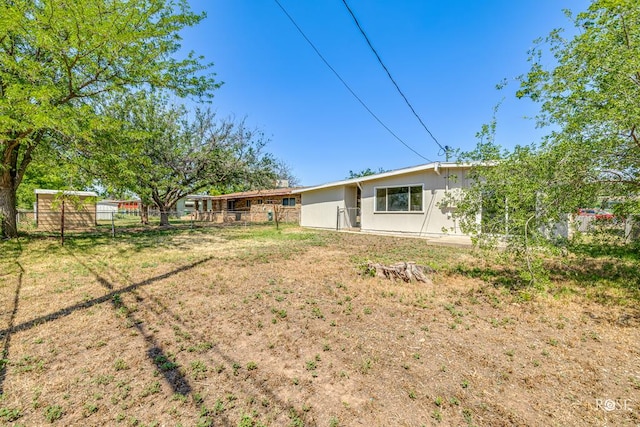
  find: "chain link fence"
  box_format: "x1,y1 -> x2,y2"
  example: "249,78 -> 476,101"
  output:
573,214 -> 639,243
16,207 -> 300,237
190,209 -> 300,224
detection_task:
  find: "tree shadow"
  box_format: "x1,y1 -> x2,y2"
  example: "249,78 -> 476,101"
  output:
0,256 -> 215,339
0,239 -> 316,425
69,252 -> 317,426
0,254 -> 226,422
0,261 -> 23,395
569,241 -> 640,261
110,290 -> 193,396
452,264 -> 527,290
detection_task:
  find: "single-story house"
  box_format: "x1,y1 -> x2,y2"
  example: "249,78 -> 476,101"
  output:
96,200 -> 119,220
184,188 -> 301,223
116,199 -> 141,213
293,162 -> 473,236
35,189 -> 98,230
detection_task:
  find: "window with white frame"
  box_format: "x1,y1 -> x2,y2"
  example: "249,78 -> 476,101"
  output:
375,185 -> 423,212
282,197 -> 296,207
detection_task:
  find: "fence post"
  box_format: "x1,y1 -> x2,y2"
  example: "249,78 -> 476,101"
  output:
336,206 -> 339,231
111,211 -> 116,238
59,199 -> 64,245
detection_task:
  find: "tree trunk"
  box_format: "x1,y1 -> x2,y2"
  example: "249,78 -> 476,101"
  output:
158,205 -> 170,227
0,177 -> 18,238
140,203 -> 149,225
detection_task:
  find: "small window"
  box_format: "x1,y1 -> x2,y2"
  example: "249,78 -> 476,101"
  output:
374,185 -> 423,212
246,200 -> 251,208
257,199 -> 263,205
282,197 -> 296,207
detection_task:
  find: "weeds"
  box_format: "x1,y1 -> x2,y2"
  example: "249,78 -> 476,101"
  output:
232,363 -> 242,376
359,358 -> 373,374
238,413 -> 266,427
154,354 -> 178,371
13,355 -> 45,373
191,360 -> 208,379
43,405 -> 64,423
83,403 -> 99,417
113,359 -> 129,371
288,408 -> 304,427
0,407 -> 22,422
140,381 -> 161,397
462,408 -> 473,425
187,341 -> 213,353
271,308 -> 287,319
311,306 -> 324,319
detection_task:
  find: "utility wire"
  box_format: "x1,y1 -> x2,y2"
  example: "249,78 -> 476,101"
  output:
273,0 -> 432,162
341,0 -> 448,156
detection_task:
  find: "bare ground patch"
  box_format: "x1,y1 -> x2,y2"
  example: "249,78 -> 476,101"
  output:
0,225 -> 638,426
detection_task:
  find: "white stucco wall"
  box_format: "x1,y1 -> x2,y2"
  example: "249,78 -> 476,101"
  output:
298,166 -> 471,236
300,186 -> 346,229
359,168 -> 468,236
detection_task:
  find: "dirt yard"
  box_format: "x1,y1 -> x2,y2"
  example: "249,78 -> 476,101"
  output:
0,225 -> 638,426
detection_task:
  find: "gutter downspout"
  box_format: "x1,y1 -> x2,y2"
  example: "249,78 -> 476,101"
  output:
356,181 -> 363,230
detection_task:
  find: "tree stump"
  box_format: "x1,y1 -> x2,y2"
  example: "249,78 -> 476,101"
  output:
365,261 -> 434,284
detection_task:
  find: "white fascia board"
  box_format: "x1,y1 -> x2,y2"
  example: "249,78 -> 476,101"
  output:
35,189 -> 98,197
293,162 -> 476,194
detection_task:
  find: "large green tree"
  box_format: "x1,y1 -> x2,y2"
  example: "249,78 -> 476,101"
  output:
453,0 -> 640,252
88,94 -> 282,226
15,141 -> 91,210
0,0 -> 217,237
516,0 -> 639,212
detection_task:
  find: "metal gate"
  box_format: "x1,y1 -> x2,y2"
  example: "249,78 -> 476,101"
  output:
336,207 -> 361,230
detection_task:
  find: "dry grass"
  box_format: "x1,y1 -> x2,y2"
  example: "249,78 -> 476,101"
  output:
0,224 -> 639,426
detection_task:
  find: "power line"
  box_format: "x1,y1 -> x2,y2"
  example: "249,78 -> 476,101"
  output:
273,0 -> 433,163
341,0 -> 448,155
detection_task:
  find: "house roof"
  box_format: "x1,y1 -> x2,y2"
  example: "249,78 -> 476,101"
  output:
187,188 -> 298,201
292,162 -> 475,193
35,189 -> 98,197
97,200 -> 120,206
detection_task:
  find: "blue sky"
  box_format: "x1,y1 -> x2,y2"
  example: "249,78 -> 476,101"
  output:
179,0 -> 590,186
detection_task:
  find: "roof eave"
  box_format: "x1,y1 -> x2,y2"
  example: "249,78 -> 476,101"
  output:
294,161 -> 477,194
